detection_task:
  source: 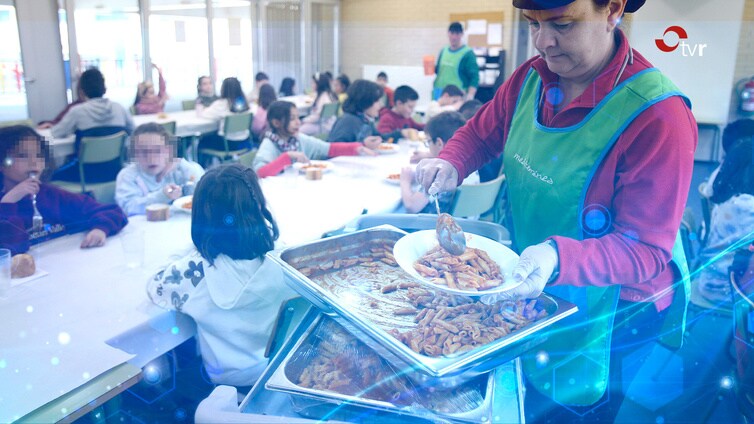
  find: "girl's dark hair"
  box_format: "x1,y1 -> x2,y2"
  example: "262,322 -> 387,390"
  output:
220,77 -> 249,112
711,137 -> 754,204
279,77 -> 295,97
0,125 -> 52,180
258,84 -> 277,110
335,74 -> 350,92
266,101 -> 296,135
342,80 -> 383,114
312,73 -> 336,106
197,75 -> 210,95
191,163 -> 278,265
722,119 -> 754,154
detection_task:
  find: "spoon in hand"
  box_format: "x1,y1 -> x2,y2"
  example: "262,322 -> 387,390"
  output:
430,194 -> 466,256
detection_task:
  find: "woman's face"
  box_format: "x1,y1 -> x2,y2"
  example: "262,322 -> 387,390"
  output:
199,78 -> 214,95
3,138 -> 45,187
524,0 -> 620,82
365,99 -> 383,118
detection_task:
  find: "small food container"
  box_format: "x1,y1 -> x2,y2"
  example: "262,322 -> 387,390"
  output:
145,203 -> 170,221
305,167 -> 323,180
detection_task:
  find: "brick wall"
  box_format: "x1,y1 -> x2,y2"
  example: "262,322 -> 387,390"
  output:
339,0 -> 515,80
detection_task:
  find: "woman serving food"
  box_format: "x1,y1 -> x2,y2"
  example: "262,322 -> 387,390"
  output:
417,0 -> 696,420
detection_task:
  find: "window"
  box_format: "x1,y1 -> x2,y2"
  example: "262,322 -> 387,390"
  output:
212,0 -> 254,93
0,3 -> 27,120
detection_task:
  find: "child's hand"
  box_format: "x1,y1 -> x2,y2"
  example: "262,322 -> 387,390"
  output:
1,178 -> 40,203
287,151 -> 310,164
80,229 -> 107,249
163,184 -> 182,200
410,150 -> 433,164
363,136 -> 382,150
357,145 -> 378,156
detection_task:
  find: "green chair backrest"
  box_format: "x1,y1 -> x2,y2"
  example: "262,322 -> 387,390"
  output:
224,112 -> 253,135
77,131 -> 127,192
449,174 -> 506,218
0,119 -> 34,128
159,121 -> 177,135
320,102 -> 340,120
237,150 -> 257,168
181,100 -> 196,111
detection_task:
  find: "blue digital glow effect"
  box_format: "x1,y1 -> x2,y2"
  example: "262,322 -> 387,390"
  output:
581,204 -> 612,236
143,365 -> 162,385
171,326 -> 179,335
223,213 -> 235,226
720,376 -> 733,389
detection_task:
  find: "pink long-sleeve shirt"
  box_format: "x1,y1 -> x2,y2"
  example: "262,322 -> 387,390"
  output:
438,30 -> 698,311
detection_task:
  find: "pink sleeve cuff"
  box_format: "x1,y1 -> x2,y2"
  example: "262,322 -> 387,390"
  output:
257,154 -> 292,178
328,142 -> 360,157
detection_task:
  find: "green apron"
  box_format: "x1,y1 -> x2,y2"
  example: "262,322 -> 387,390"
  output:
434,45 -> 472,96
502,68 -> 691,406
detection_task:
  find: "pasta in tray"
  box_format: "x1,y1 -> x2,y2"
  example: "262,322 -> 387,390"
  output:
413,245 -> 504,291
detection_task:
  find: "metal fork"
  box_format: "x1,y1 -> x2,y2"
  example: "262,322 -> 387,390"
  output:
29,172 -> 44,232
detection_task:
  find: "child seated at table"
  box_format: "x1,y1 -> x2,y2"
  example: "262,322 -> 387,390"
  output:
299,73 -> 338,136
115,123 -> 204,216
146,163 -> 295,387
195,75 -> 219,112
0,126 -> 128,254
133,64 -> 168,115
328,79 -> 413,143
252,100 -> 379,178
426,85 -> 464,119
376,85 -> 425,135
400,112 -> 478,214
251,84 -> 277,140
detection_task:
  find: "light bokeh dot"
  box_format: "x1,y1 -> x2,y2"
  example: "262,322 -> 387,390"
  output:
18,331 -> 26,339
26,384 -> 32,391
26,306 -> 33,313
82,372 -> 90,380
0,359 -> 6,368
51,357 -> 60,366
171,326 -> 179,335
58,332 -> 71,345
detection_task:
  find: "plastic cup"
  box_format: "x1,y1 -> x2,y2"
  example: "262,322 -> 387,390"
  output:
423,55 -> 435,76
0,248 -> 11,298
120,229 -> 145,269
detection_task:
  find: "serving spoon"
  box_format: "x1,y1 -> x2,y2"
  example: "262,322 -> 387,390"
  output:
431,194 -> 466,256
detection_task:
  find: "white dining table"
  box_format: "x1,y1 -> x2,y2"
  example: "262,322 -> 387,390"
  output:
0,214 -> 196,423
261,142 -> 421,246
278,94 -> 314,116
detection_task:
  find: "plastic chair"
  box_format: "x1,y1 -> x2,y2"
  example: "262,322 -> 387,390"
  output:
51,131 -> 127,203
449,174 -> 506,218
199,113 -> 253,164
159,121 -> 176,135
354,213 -> 511,245
237,150 -> 257,168
318,102 -> 340,134
181,100 -> 196,111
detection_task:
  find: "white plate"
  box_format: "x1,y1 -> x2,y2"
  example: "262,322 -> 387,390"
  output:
293,160 -> 334,173
171,195 -> 193,213
376,143 -> 399,154
393,230 -> 521,296
384,173 -> 401,185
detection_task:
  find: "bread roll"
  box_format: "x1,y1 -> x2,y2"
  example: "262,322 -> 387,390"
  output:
11,254 -> 35,279
146,204 -> 170,221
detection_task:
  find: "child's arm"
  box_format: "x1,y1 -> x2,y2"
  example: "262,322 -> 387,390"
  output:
115,167 -> 173,215
51,106 -> 79,138
55,186 -> 128,238
156,67 -> 167,102
399,167 -> 429,213
0,205 -> 30,254
253,138 -> 308,178
147,253 -> 204,312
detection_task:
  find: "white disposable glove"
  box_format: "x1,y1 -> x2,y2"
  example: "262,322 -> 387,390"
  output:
482,241 -> 559,304
415,158 -> 460,196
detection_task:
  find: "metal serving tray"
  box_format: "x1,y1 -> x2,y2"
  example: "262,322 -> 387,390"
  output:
265,314 -> 496,423
267,226 -> 578,384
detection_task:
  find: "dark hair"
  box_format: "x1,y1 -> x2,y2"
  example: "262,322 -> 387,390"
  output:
79,68 -> 106,99
394,86 -> 419,105
0,125 -> 52,180
441,85 -> 464,98
335,74 -> 350,92
279,77 -> 296,97
730,243 -> 754,293
425,111 -> 466,144
323,71 -> 333,82
129,122 -> 175,159
197,75 -> 211,96
448,22 -> 463,34
191,163 -> 278,265
255,72 -> 269,82
258,84 -> 277,110
266,100 -> 296,135
722,119 -> 754,154
342,80 -> 384,114
459,99 -> 483,120
312,73 -> 336,107
220,77 -> 249,112
711,137 -> 753,204
377,71 -> 388,81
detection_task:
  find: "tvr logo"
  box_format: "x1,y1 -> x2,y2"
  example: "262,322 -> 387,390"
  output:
655,26 -> 707,56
